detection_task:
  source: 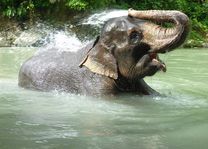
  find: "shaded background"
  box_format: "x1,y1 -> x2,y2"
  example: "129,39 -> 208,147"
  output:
0,0 -> 207,47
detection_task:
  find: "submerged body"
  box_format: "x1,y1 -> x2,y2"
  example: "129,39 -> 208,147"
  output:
18,10 -> 190,96
19,41 -> 156,95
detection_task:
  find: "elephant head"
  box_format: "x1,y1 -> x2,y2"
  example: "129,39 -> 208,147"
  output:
80,9 -> 190,82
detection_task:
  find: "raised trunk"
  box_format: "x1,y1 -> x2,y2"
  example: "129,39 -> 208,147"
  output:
128,9 -> 190,53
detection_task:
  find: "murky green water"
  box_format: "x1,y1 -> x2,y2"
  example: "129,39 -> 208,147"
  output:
0,48 -> 208,149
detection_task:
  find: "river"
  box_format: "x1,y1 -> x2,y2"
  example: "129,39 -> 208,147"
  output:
1,47 -> 208,149
0,9 -> 208,149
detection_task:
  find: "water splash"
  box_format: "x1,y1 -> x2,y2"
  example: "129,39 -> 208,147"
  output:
82,10 -> 128,27
40,31 -> 84,52
13,10 -> 128,51
38,9 -> 127,52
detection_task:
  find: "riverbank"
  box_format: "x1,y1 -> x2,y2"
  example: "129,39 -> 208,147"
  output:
0,10 -> 207,48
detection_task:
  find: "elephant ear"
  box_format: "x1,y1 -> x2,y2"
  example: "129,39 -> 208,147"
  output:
79,37 -> 118,79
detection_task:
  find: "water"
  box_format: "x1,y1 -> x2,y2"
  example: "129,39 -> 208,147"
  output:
82,10 -> 127,26
1,10 -> 208,149
1,47 -> 208,149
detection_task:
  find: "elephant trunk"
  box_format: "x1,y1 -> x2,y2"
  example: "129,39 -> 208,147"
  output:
128,9 -> 190,53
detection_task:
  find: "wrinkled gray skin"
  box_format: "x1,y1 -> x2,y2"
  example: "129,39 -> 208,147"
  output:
19,10 -> 190,96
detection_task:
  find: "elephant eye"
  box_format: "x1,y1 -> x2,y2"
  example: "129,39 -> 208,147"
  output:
129,31 -> 141,44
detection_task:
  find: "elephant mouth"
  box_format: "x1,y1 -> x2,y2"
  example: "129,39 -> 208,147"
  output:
133,43 -> 166,73
148,53 -> 167,72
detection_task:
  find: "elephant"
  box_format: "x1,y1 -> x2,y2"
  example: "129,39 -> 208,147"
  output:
18,9 -> 190,96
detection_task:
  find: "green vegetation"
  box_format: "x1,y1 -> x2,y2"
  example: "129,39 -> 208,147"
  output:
0,0 -> 207,47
